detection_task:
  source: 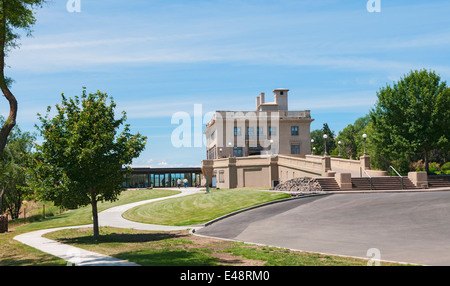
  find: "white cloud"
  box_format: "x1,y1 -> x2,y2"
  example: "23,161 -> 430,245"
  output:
7,1 -> 449,76
157,160 -> 168,167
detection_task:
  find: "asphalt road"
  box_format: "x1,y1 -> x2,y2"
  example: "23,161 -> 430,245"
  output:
196,191 -> 450,265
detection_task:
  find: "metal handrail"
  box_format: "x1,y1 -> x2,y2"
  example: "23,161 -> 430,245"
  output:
389,165 -> 404,190
360,166 -> 373,190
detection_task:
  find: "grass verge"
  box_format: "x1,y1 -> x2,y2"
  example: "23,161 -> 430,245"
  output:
122,188 -> 290,226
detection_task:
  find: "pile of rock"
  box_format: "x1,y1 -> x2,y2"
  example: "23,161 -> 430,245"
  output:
271,177 -> 323,194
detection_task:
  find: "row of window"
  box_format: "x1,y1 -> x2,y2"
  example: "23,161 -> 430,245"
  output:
231,145 -> 300,157
123,172 -> 202,188
212,144 -> 301,159
234,126 -> 300,136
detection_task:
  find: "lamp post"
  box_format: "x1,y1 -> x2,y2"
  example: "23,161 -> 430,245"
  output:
219,148 -> 223,158
323,134 -> 328,156
312,147 -> 316,155
311,139 -> 314,155
338,141 -> 341,157
362,134 -> 367,155
228,142 -> 233,157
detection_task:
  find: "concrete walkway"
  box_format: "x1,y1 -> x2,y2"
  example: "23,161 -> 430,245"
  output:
13,188 -> 204,266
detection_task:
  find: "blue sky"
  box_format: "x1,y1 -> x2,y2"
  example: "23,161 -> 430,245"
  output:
2,0 -> 450,167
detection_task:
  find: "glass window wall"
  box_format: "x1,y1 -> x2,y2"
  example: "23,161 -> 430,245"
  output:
123,169 -> 202,189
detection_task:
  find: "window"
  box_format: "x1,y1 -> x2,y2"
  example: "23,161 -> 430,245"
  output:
280,91 -> 284,95
269,126 -> 277,136
233,147 -> 243,157
291,144 -> 300,155
207,147 -> 216,160
207,131 -> 216,145
291,126 -> 299,136
219,170 -> 225,183
234,127 -> 241,136
247,127 -> 254,136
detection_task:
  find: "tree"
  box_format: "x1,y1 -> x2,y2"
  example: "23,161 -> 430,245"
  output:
336,115 -> 371,159
0,0 -> 46,158
0,116 -> 35,218
310,129 -> 324,155
436,88 -> 450,162
370,69 -> 448,173
322,123 -> 336,155
310,123 -> 336,156
34,89 -> 147,239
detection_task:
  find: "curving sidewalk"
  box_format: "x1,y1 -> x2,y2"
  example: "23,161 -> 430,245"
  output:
13,188 -> 205,266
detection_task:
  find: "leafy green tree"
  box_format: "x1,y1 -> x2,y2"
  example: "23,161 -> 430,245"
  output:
370,69 -> 448,173
436,88 -> 450,162
0,116 -> 35,218
336,115 -> 371,159
322,123 -> 336,155
34,89 -> 147,239
310,129 -> 324,155
310,123 -> 336,156
0,0 -> 46,157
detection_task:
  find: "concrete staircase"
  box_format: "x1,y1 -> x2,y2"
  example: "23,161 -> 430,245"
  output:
428,176 -> 450,188
315,175 -> 450,192
315,177 -> 342,192
315,176 -> 419,192
351,176 -> 418,191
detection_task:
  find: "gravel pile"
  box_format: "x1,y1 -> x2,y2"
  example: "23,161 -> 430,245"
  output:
271,177 -> 323,194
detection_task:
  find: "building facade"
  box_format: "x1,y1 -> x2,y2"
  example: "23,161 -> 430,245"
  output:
204,89 -> 314,160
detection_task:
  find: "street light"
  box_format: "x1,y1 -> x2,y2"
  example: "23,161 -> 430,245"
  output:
228,142 -> 233,157
362,134 -> 367,155
311,139 -> 314,155
323,134 -> 328,156
312,147 -> 316,155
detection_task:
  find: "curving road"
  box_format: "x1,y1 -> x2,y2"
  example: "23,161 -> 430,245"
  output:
196,191 -> 450,266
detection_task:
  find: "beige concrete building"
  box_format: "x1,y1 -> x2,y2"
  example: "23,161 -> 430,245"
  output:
201,89 -> 429,192
204,88 -> 314,160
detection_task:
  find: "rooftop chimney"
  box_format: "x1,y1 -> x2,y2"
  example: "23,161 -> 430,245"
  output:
273,88 -> 289,111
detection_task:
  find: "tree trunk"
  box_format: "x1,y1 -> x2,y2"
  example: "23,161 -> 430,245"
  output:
0,1 -> 18,158
7,194 -> 22,220
89,187 -> 99,240
0,185 -> 7,233
0,185 -> 6,214
0,214 -> 7,233
424,145 -> 429,174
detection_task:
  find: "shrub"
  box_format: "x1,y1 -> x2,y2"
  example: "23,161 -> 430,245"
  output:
429,162 -> 440,174
441,162 -> 450,174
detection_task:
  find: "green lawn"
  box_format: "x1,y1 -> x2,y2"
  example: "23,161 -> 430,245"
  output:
44,227 -> 399,266
122,188 -> 291,226
0,189 -> 180,266
17,189 -> 180,233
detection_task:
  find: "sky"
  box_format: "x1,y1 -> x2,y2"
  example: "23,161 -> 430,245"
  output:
1,0 -> 450,168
